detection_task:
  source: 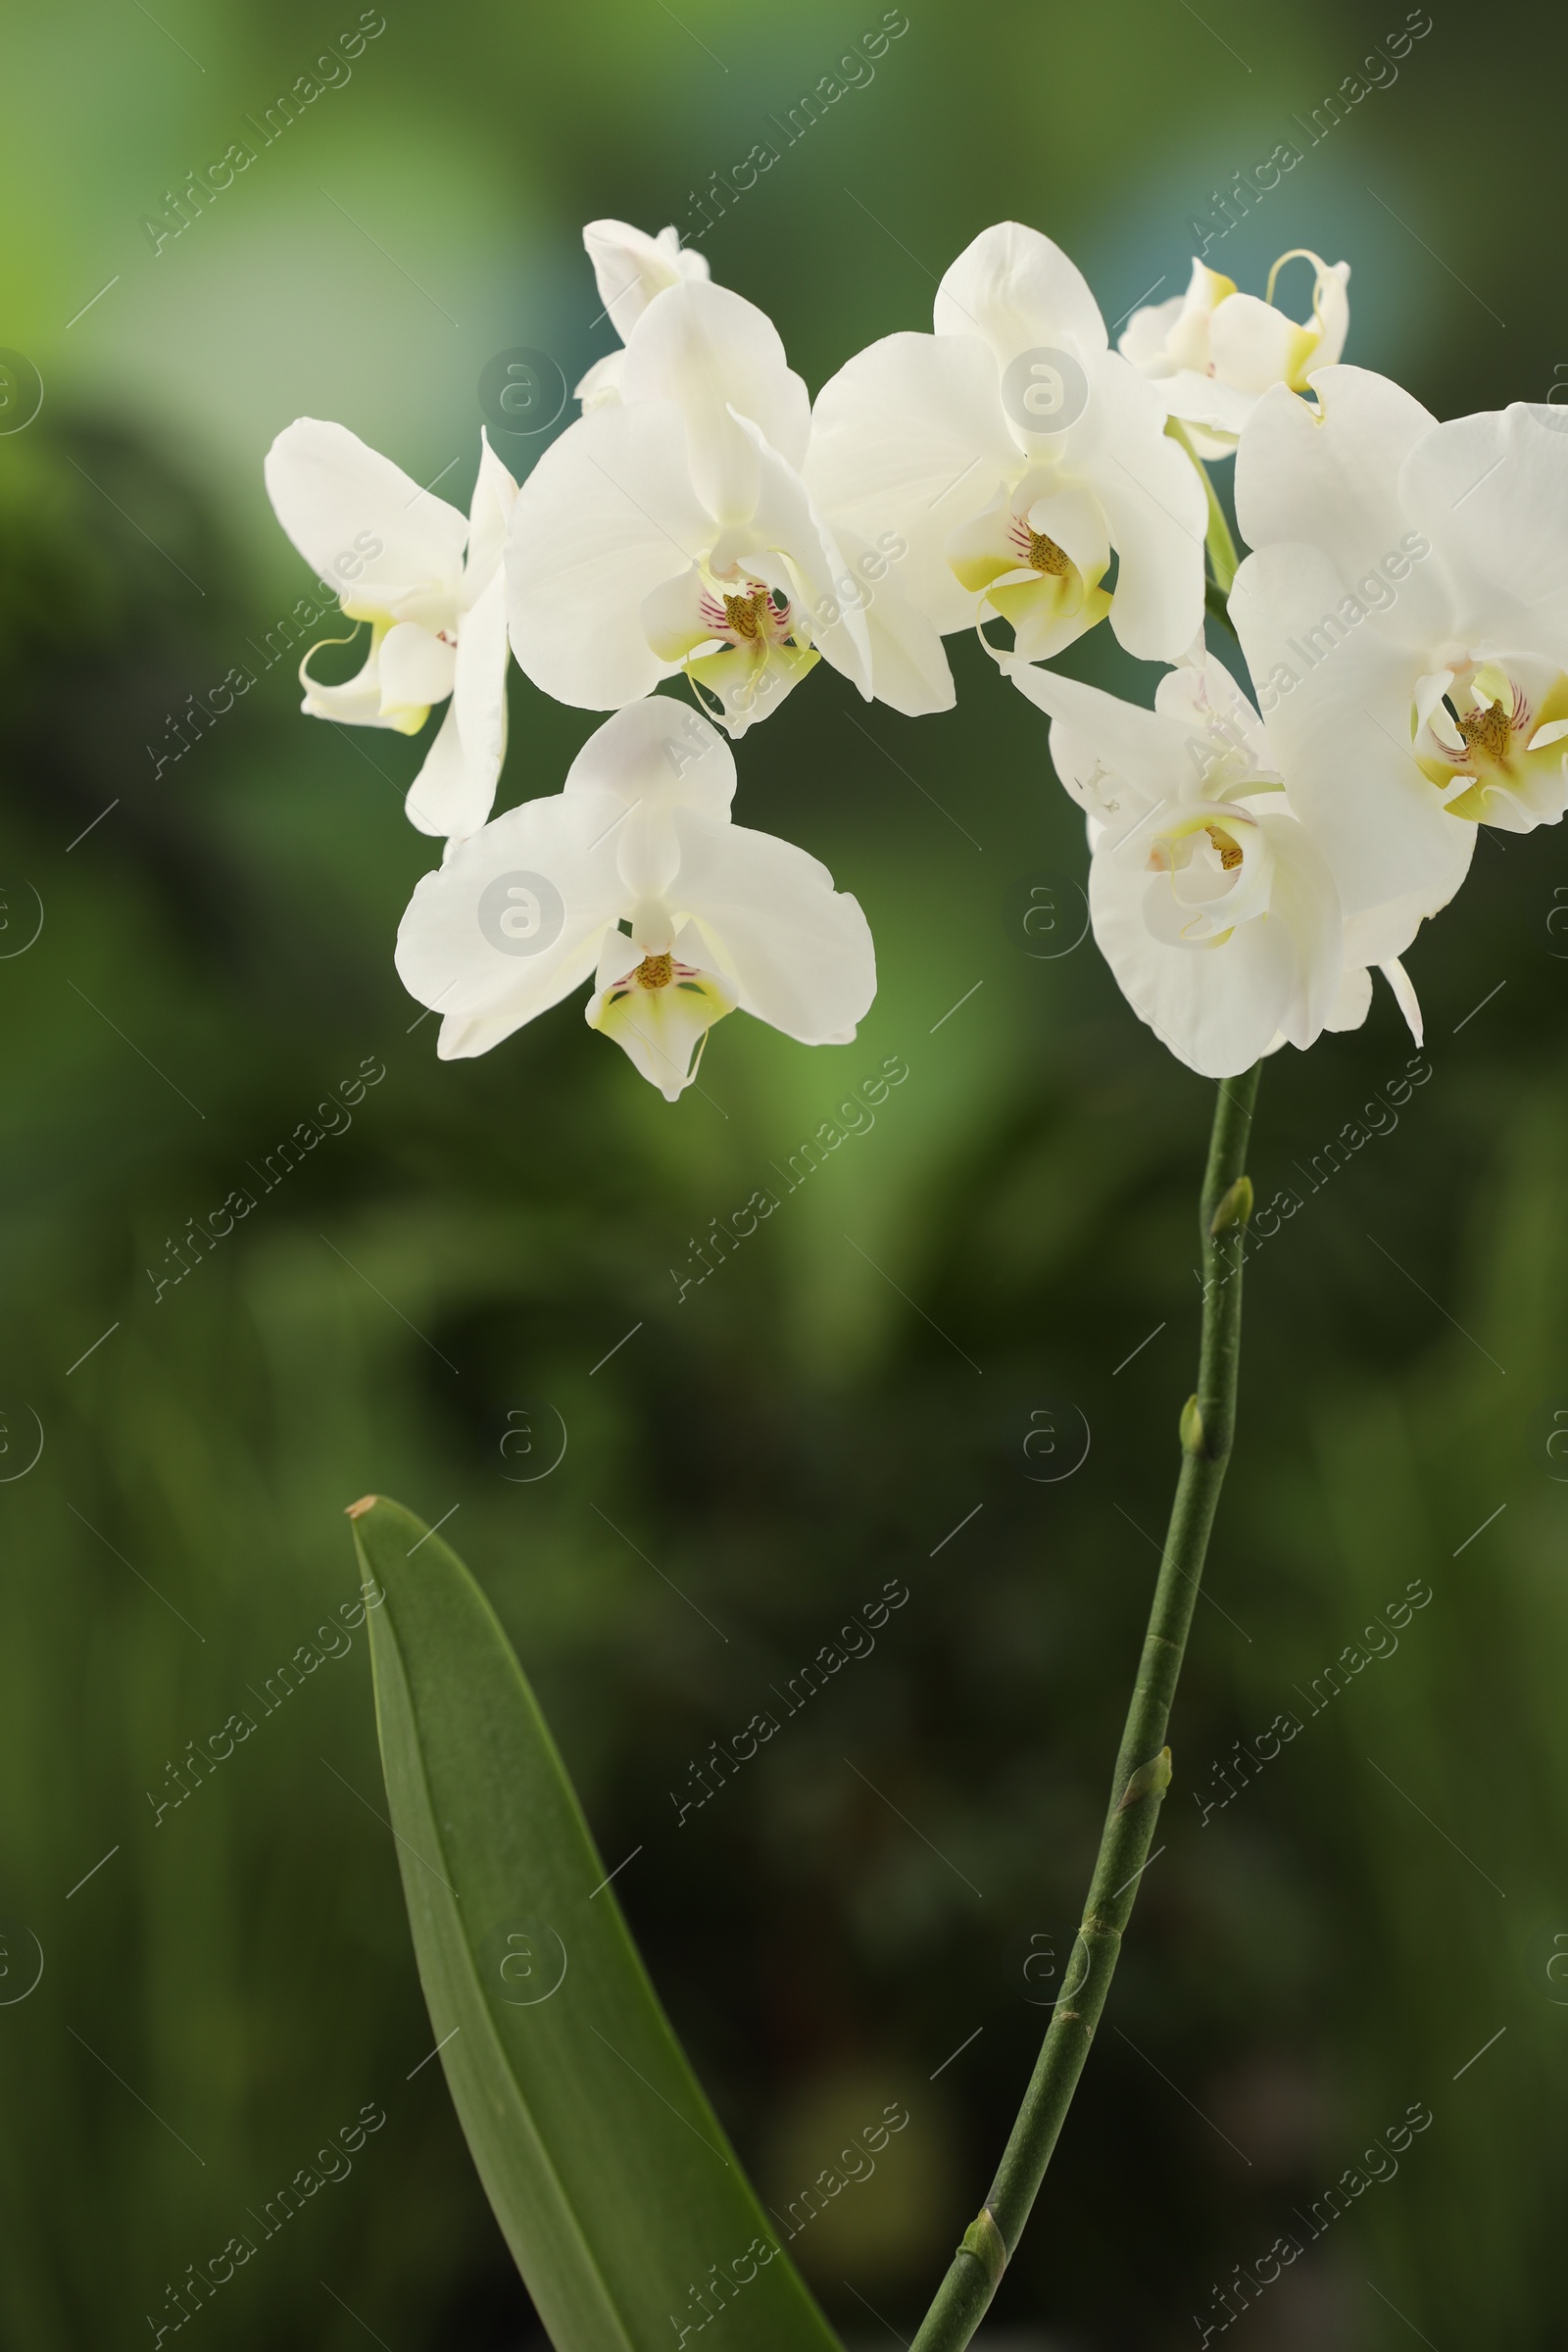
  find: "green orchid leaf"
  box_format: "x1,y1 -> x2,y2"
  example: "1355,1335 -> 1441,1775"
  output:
347,1494 -> 843,2352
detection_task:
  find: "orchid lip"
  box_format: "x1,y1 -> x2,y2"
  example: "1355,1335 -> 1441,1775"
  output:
696,579 -> 796,651
603,951 -> 699,1002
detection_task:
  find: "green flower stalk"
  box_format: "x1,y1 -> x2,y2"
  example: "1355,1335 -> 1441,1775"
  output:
912,1064 -> 1261,2352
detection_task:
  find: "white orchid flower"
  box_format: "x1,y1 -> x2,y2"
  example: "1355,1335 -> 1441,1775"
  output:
1120,251 -> 1350,458
509,270 -> 953,733
265,421 -> 517,843
804,221 -> 1206,670
1227,368 -> 1568,957
394,699 -> 876,1101
1012,654 -> 1357,1077
1398,401 -> 1568,827
574,220 -> 710,413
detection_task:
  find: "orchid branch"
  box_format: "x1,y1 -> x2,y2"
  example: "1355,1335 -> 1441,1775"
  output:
1167,417 -> 1241,598
912,1061 -> 1261,2352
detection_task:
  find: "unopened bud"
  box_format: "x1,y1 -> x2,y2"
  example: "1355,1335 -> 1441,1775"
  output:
1180,1394 -> 1205,1452
959,2205 -> 1008,2286
1207,1175 -> 1253,1236
1115,1745 -> 1173,1813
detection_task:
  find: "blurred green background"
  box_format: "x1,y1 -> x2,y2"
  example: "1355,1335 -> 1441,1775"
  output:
3,1 -> 1566,2345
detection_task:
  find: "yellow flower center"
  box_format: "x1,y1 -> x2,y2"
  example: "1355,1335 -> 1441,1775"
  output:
723,590 -> 769,640
1455,697 -> 1513,767
635,953 -> 674,990
1205,824 -> 1244,871
1027,529 -> 1070,578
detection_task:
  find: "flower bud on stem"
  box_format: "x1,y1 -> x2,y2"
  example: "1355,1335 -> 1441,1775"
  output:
912,1062 -> 1261,2352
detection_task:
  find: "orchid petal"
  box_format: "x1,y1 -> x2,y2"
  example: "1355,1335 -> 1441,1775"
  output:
1072,353 -> 1206,661
429,567 -> 512,835
1152,656 -> 1270,767
1324,961 -> 1374,1034
620,280 -> 811,514
506,401 -> 712,709
1207,294 -> 1314,397
1379,956 -> 1424,1046
463,430 -> 519,597
564,697 -> 737,818
1235,368 -> 1447,649
1399,402 -> 1568,653
670,808 -> 876,1044
378,620 -> 456,725
1090,808 -> 1339,1076
575,352 -> 626,412
830,525 -> 955,714
583,219 -> 709,344
1307,263 -> 1351,370
1090,839 -> 1295,1076
586,923 -> 738,1102
1011,662 -> 1193,825
298,629 -> 403,729
1152,371 -> 1257,438
806,331 -> 1017,634
396,789 -> 628,1044
732,413 -> 872,697
1230,542 -> 1475,931
564,699 -> 737,900
933,220 -> 1108,367
405,700 -> 499,845
687,639 -> 819,738
264,417 -> 467,603
1119,291 -> 1190,372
